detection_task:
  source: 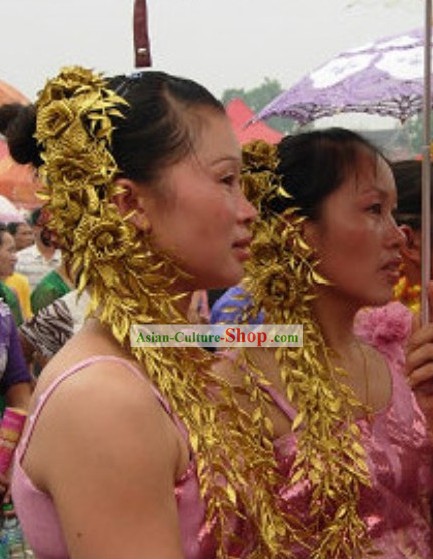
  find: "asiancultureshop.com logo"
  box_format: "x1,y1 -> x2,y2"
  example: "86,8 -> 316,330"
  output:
130,324 -> 303,348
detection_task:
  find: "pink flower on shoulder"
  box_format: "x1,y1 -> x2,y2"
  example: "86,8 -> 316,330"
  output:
354,301 -> 412,348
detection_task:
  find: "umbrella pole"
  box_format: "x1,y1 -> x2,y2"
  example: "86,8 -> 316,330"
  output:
421,0 -> 432,325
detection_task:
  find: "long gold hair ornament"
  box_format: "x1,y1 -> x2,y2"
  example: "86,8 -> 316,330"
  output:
240,140 -> 373,559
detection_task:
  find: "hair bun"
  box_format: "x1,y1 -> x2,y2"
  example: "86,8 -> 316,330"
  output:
0,103 -> 42,167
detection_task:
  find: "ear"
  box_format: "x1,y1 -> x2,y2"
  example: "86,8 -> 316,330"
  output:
112,178 -> 152,233
400,224 -> 421,266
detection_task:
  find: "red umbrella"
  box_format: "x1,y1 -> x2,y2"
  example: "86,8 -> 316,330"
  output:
226,98 -> 283,145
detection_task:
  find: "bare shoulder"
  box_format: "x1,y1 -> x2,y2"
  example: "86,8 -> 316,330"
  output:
29,354 -> 179,486
23,351 -> 185,557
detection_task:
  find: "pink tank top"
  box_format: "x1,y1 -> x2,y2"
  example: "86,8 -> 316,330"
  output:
11,355 -> 216,559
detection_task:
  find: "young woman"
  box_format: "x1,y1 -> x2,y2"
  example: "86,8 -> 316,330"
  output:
0,66 -> 303,559
230,130 -> 433,558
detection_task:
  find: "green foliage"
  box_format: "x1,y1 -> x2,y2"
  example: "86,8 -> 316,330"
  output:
221,77 -> 297,134
403,113 -> 433,156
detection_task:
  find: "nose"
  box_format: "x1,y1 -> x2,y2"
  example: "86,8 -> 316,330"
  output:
237,191 -> 258,225
387,216 -> 406,248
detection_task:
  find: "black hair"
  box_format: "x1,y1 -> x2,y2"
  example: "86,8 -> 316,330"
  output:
0,71 -> 225,185
6,222 -> 19,236
28,207 -> 42,227
391,159 -> 430,231
267,127 -> 386,220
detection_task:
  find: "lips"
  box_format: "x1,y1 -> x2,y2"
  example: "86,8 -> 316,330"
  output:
232,236 -> 252,261
380,257 -> 403,273
232,236 -> 252,250
380,257 -> 403,284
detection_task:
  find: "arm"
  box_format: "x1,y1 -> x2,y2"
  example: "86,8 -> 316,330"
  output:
1,314 -> 32,408
29,362 -> 185,559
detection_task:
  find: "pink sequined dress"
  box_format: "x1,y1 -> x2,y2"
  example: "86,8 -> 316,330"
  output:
255,300 -> 433,557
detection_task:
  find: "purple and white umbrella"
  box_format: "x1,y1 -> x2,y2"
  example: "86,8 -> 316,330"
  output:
257,27 -> 431,125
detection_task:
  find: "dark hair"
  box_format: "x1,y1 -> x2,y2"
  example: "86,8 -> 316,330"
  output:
267,127 -> 386,220
6,221 -> 28,235
6,222 -> 19,236
391,159 -> 430,231
0,71 -> 225,184
28,207 -> 43,227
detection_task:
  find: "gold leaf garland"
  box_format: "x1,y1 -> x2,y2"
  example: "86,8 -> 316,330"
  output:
239,140 -> 374,558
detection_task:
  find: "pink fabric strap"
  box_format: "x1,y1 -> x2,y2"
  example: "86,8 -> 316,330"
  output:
19,355 -> 183,455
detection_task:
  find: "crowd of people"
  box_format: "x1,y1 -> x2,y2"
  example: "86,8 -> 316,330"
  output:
0,63 -> 430,559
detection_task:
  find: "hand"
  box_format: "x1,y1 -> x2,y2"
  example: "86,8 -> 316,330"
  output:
406,281 -> 433,427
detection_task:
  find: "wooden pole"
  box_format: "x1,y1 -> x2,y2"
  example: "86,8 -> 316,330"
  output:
134,0 -> 152,68
421,0 -> 432,325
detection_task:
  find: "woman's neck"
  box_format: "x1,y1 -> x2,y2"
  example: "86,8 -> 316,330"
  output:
310,287 -> 360,353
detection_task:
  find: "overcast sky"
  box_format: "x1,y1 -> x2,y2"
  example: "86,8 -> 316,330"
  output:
0,0 -> 424,103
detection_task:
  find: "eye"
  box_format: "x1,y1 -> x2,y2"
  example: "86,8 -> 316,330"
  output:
367,203 -> 382,215
220,173 -> 237,188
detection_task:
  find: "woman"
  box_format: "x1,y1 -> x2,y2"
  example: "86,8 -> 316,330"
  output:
0,224 -> 26,324
0,66 -> 303,559
230,131 -> 433,558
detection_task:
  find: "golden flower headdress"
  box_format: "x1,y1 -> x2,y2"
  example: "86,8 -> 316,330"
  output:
239,140 -> 373,558
33,67 -> 314,558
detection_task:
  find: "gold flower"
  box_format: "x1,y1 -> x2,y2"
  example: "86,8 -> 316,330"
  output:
36,100 -> 75,141
37,67 -> 106,107
242,139 -> 279,171
44,146 -> 115,189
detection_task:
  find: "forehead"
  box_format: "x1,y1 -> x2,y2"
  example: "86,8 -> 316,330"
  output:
192,110 -> 241,163
343,152 -> 395,194
17,222 -> 31,230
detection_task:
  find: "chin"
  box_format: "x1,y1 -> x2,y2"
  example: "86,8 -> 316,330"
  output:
365,290 -> 394,308
187,270 -> 243,292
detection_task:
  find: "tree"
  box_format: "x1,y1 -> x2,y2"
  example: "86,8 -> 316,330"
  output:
221,78 -> 297,134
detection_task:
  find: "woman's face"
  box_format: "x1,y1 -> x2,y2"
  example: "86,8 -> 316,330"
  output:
138,110 -> 257,291
304,153 -> 405,308
0,232 -> 17,279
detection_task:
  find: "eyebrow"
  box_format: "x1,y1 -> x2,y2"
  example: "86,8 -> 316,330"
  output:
208,155 -> 242,167
359,184 -> 393,198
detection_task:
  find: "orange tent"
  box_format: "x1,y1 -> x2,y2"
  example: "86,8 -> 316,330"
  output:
0,79 -> 29,106
225,98 -> 283,145
0,81 -> 41,210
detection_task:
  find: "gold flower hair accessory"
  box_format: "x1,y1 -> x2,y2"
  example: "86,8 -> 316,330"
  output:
34,67 -> 308,558
239,140 -> 373,558
35,67 -> 189,333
